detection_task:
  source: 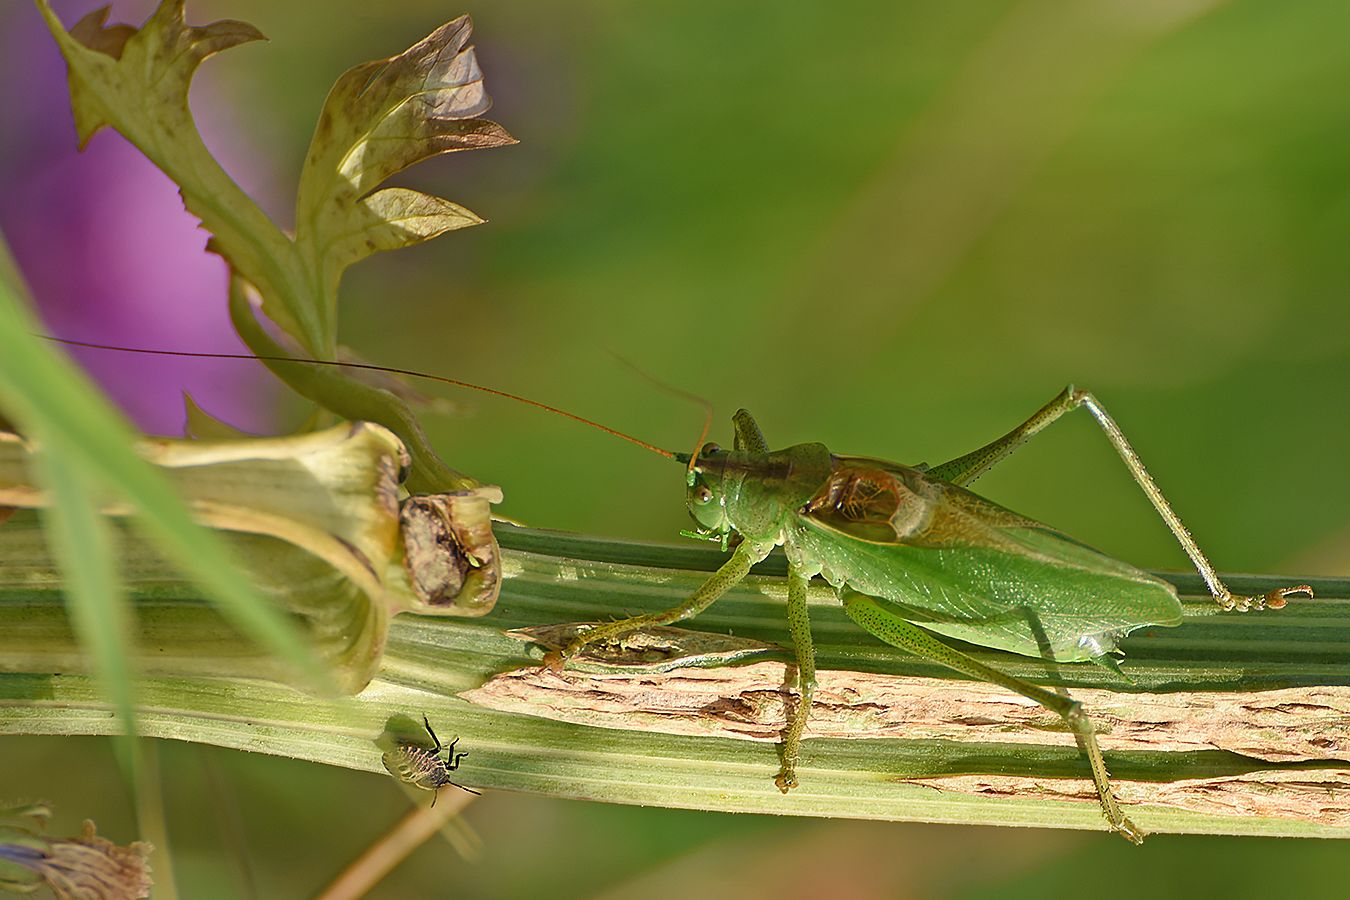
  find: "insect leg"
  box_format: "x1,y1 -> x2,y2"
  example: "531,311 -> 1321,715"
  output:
927,386 -> 1312,613
926,387 -> 1079,486
841,590 -> 1145,844
445,737 -> 468,770
774,565 -> 817,792
422,715 -> 443,753
546,539 -> 775,669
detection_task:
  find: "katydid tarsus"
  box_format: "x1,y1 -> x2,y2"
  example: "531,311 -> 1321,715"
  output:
45,336 -> 1313,842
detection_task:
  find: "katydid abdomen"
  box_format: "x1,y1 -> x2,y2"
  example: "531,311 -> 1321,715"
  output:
789,506 -> 1183,663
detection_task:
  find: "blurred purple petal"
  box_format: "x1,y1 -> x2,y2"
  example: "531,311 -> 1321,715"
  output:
0,2 -> 277,435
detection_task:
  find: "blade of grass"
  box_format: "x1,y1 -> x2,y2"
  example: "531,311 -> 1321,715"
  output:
29,447 -> 139,787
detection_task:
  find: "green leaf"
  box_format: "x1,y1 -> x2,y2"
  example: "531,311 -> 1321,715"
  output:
35,0 -> 303,341
322,187 -> 485,274
54,2 -> 263,149
296,15 -> 511,213
40,1 -> 513,357
38,1 -> 515,509
182,393 -> 256,440
294,13 -> 516,343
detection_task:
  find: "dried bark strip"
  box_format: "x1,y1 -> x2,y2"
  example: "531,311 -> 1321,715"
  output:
463,660 -> 1350,825
462,661 -> 1350,761
905,769 -> 1350,829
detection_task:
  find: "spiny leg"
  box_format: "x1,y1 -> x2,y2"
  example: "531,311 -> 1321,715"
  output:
774,565 -> 818,792
841,590 -> 1145,844
422,715 -> 442,753
926,386 -> 1312,613
445,737 -> 468,770
544,539 -> 775,670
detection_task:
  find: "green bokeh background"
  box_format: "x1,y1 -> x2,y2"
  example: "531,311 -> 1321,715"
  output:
3,0 -> 1348,896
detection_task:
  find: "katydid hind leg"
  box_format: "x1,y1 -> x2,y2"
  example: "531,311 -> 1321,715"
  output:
841,590 -> 1145,844
925,388 -> 1079,486
774,565 -> 817,793
926,386 -> 1312,613
543,539 -> 774,670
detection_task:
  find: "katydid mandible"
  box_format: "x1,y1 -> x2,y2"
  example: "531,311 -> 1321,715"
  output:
43,338 -> 1313,842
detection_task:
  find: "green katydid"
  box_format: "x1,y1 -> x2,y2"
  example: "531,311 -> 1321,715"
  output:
44,337 -> 1313,842
539,388 -> 1312,843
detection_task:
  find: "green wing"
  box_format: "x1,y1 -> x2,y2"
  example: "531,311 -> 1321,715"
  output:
790,457 -> 1182,662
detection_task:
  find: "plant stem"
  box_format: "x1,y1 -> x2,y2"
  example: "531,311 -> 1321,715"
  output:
315,792 -> 476,900
1,520 -> 1348,838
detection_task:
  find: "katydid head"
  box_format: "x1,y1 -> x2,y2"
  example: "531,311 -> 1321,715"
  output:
677,442 -> 736,547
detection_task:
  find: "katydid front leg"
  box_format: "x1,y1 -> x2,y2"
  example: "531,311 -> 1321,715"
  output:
543,538 -> 774,671
841,589 -> 1145,844
927,386 -> 1312,613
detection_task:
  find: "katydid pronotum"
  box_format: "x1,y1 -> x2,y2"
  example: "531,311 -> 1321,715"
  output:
45,338 -> 1313,842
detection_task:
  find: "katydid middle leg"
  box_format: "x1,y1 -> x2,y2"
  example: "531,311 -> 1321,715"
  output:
841,589 -> 1145,843
774,565 -> 817,792
544,538 -> 774,670
926,386 -> 1311,613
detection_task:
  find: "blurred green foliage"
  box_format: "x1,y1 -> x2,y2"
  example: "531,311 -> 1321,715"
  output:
3,0 -> 1348,896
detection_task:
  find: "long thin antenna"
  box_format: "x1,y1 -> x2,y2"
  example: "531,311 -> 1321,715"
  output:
42,335 -> 679,460
605,350 -> 713,480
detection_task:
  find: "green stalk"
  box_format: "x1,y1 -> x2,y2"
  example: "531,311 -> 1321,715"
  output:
1,515 -> 1346,839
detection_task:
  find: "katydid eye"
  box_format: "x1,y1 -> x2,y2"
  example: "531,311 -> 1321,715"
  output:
694,485 -> 713,504
701,443 -> 720,457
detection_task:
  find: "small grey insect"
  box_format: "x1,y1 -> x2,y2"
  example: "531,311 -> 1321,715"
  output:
381,715 -> 481,805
